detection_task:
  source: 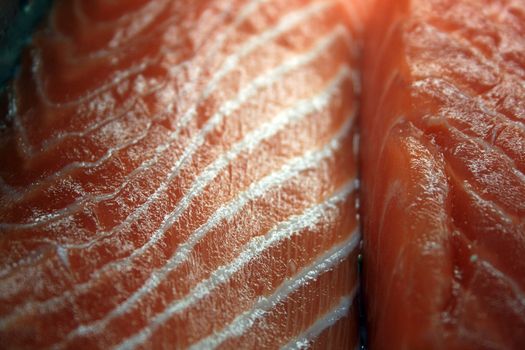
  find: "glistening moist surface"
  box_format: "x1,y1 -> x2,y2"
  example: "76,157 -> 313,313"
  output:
361,0 -> 525,349
0,0 -> 367,348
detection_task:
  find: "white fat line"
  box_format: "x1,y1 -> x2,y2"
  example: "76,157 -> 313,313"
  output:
113,180 -> 357,350
70,0 -> 228,61
37,85 -> 164,153
2,26 -> 349,235
281,293 -> 355,350
412,78 -> 525,183
58,103 -> 356,343
8,0 -> 262,165
412,77 -> 525,133
426,22 -> 515,83
0,117 -> 153,196
462,181 -> 517,226
452,122 -> 525,183
190,231 -> 360,350
81,64 -> 350,259
8,62 -> 169,165
14,0 -> 266,159
2,35 -> 353,319
198,0 -> 332,103
1,113 -> 153,196
43,0 -> 255,108
103,1 -> 171,51
67,0 -> 171,58
7,0 -> 253,165
478,260 -> 525,307
1,0 -> 341,230
74,35 -> 350,257
0,53 -> 351,330
30,0 -> 323,133
33,0 -> 239,109
116,1 -> 340,233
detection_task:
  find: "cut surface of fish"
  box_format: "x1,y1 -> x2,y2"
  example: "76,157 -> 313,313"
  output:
361,0 -> 525,348
0,0 -> 367,348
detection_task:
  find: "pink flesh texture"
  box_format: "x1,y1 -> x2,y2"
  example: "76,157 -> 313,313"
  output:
0,0 -> 368,348
361,0 -> 525,349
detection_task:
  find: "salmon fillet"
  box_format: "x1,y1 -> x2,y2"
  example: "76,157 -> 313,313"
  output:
361,0 -> 525,348
0,0 -> 366,348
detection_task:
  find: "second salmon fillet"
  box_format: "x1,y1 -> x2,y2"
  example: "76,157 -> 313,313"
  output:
361,0 -> 525,348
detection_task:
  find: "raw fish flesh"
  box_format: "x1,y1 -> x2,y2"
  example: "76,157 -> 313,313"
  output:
0,0 -> 367,348
361,0 -> 525,348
